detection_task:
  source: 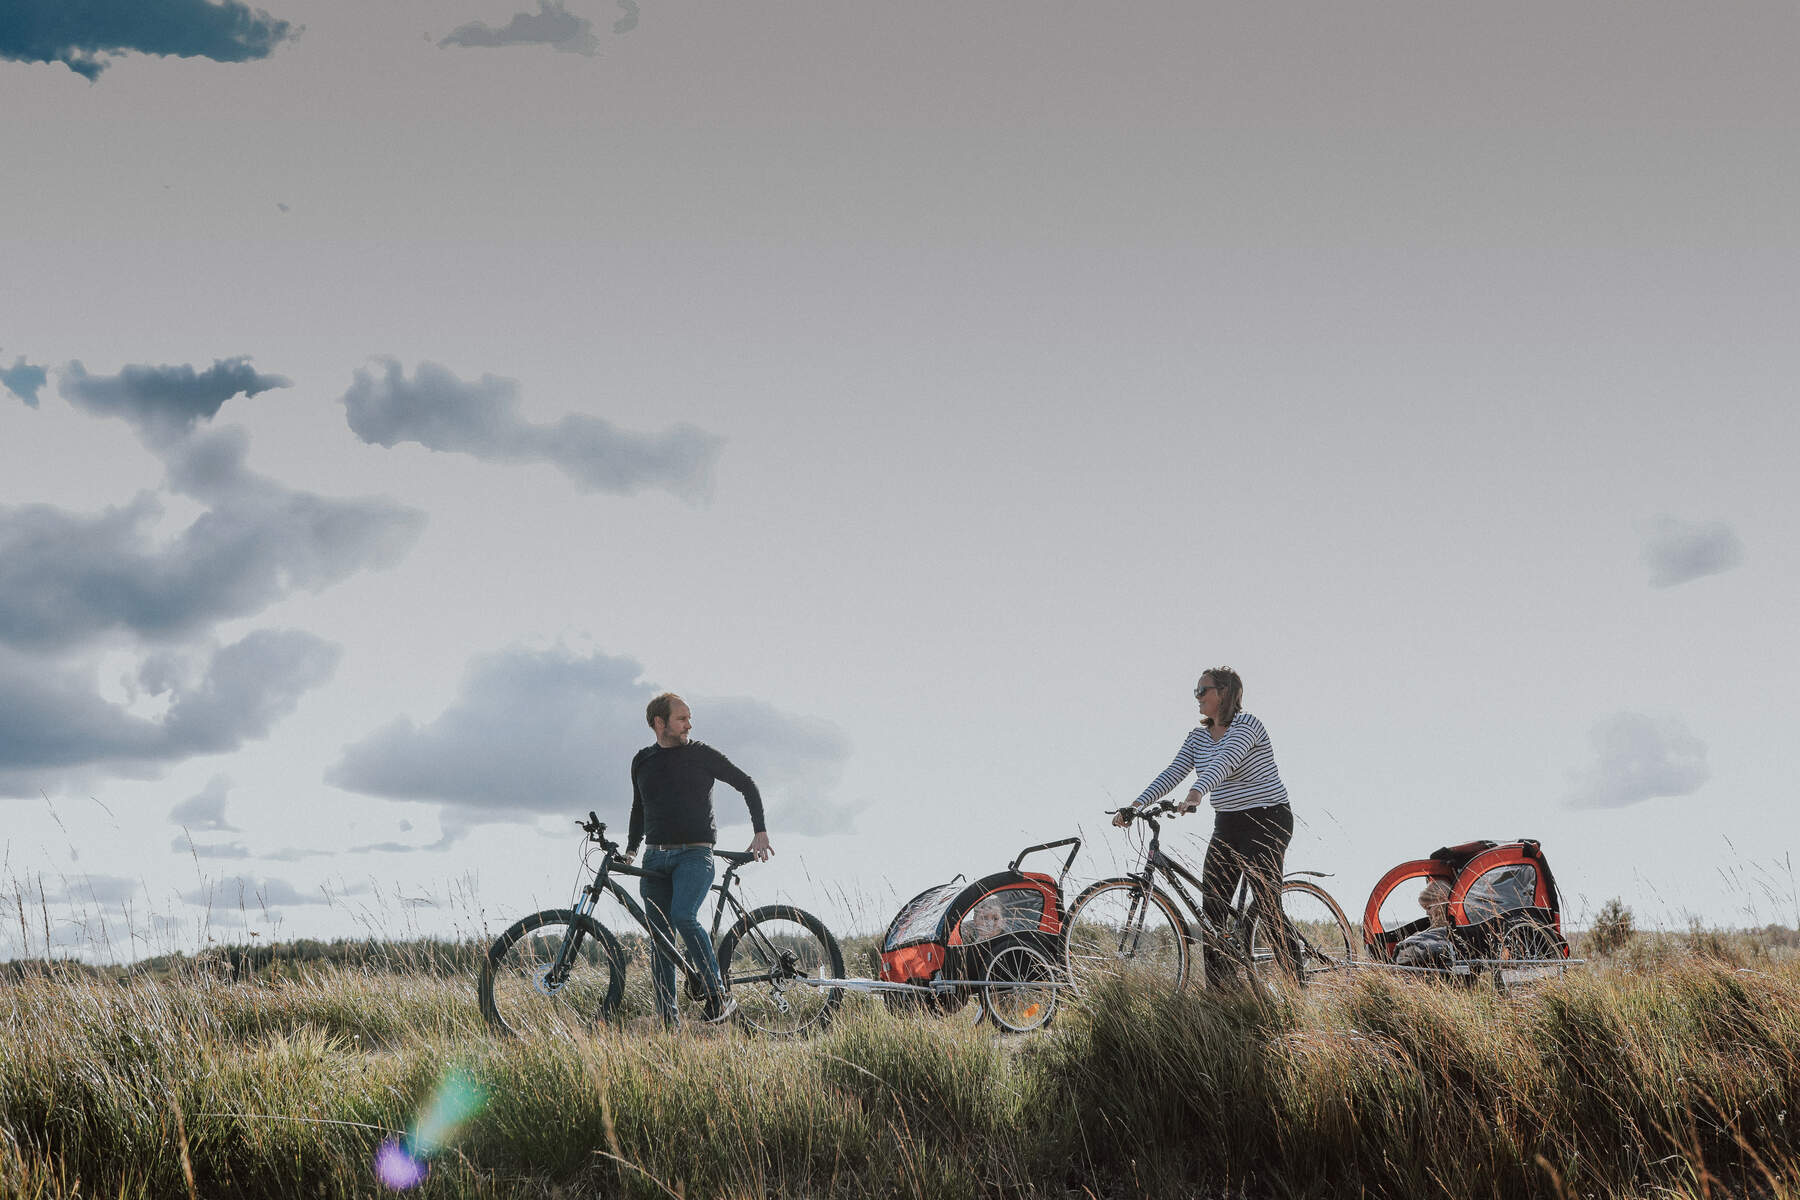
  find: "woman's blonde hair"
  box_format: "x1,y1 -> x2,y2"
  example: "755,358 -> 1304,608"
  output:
1200,667 -> 1244,729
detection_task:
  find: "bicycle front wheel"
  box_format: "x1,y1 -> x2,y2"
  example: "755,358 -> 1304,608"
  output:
716,905 -> 846,1036
1247,880 -> 1356,987
479,909 -> 625,1038
1064,879 -> 1189,992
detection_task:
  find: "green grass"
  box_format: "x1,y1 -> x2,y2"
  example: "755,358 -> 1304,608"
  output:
7,944 -> 1800,1198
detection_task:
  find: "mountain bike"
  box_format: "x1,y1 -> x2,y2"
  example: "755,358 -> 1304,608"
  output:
478,812 -> 846,1036
1065,800 -> 1355,991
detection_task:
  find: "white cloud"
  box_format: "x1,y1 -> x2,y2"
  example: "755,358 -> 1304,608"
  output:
327,643 -> 859,835
1565,711 -> 1710,810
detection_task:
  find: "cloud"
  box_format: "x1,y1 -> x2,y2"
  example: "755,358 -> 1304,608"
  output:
613,0 -> 639,34
170,774 -> 237,830
1642,516 -> 1745,588
60,357 -> 290,443
1564,711 -> 1710,810
438,1 -> 599,55
182,873 -> 329,908
39,874 -> 142,906
0,0 -> 297,81
2,355 -> 48,406
173,836 -> 253,859
0,630 -> 340,797
342,359 -> 723,501
0,427 -> 425,653
327,643 -> 859,834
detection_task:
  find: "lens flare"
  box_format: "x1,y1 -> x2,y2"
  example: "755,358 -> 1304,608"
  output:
373,1068 -> 488,1191
374,1139 -> 427,1190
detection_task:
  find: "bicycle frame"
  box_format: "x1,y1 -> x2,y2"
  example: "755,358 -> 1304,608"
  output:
538,831 -> 756,996
1125,808 -> 1279,950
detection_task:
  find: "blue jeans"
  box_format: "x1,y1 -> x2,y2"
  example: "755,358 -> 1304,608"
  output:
639,846 -> 724,1020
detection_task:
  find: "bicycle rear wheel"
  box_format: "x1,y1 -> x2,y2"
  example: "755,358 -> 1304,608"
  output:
1246,880 -> 1356,987
1064,879 -> 1189,992
479,909 -> 625,1037
716,905 -> 846,1036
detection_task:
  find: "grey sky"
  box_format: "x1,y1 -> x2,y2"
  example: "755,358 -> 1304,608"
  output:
1642,516 -> 1746,588
3,1 -> 1796,958
170,773 -> 237,830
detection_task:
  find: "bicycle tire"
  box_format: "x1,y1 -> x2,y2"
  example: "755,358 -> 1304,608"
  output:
1493,914 -> 1566,991
715,904 -> 846,1036
981,943 -> 1059,1033
1245,880 -> 1356,987
479,909 -> 626,1038
1064,878 -> 1190,992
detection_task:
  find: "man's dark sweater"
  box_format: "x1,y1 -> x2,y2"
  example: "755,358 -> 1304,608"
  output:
627,740 -> 765,853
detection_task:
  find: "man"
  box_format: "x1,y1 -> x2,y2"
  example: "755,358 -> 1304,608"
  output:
624,692 -> 773,1025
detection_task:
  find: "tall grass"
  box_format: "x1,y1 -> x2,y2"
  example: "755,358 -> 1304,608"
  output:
6,949 -> 1800,1198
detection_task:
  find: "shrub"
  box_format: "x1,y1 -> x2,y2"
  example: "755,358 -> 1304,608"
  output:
1588,897 -> 1636,956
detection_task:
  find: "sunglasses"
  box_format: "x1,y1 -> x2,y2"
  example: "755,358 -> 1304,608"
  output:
1194,684 -> 1219,698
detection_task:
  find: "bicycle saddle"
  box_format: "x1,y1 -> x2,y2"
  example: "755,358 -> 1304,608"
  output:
714,849 -> 756,866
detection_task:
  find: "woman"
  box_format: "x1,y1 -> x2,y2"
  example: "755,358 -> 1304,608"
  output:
1115,667 -> 1295,983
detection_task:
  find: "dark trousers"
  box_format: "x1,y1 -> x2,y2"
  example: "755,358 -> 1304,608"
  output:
1199,803 -> 1294,983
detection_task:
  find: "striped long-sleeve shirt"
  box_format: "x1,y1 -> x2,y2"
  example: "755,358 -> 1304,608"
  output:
1131,712 -> 1289,814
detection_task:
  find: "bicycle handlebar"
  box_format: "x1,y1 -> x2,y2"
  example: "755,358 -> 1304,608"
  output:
578,811 -> 625,857
1109,800 -> 1180,822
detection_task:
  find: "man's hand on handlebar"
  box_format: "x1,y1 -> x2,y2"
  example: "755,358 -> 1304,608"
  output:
749,831 -> 773,862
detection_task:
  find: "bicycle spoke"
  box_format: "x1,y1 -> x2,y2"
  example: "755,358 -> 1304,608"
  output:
716,907 -> 845,1036
1065,880 -> 1188,992
480,912 -> 624,1038
1248,882 -> 1356,988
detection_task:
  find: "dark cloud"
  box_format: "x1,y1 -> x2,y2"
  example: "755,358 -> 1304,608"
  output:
60,357 -> 289,443
0,630 -> 340,797
327,644 -> 859,834
0,0 -> 297,81
0,427 -> 425,653
613,0 -> 639,34
438,1 -> 599,54
342,359 -> 723,502
170,774 -> 237,830
1564,712 -> 1710,811
1643,516 -> 1745,588
2,355 -> 48,406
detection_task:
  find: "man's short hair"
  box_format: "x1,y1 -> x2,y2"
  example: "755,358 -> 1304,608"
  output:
646,692 -> 683,730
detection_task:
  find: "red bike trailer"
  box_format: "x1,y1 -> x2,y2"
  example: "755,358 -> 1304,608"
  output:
817,836 -> 1083,1033
1361,839 -> 1579,987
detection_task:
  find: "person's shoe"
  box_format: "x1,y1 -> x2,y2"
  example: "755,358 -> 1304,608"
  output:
702,995 -> 738,1024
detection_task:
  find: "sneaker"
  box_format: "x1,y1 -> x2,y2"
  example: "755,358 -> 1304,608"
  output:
702,995 -> 738,1024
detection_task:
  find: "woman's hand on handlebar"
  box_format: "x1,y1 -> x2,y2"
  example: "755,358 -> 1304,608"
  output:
1176,789 -> 1203,815
1110,808 -> 1135,829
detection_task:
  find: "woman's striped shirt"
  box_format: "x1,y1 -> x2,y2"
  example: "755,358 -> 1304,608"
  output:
1131,712 -> 1290,814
